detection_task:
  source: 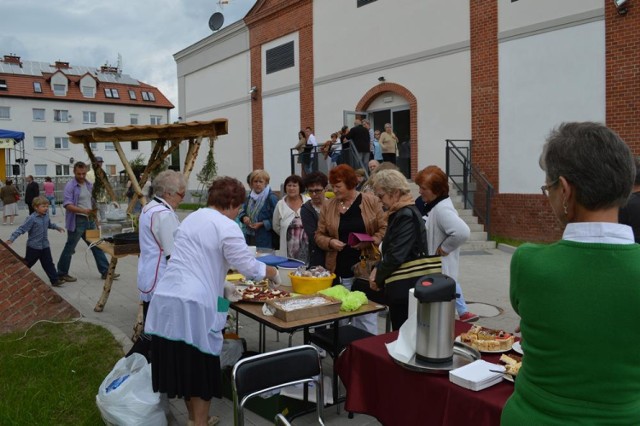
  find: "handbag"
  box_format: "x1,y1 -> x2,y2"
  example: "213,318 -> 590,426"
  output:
14,193 -> 20,202
383,207 -> 442,303
352,244 -> 381,281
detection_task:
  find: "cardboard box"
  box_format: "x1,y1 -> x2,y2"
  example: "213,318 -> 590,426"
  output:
267,294 -> 341,322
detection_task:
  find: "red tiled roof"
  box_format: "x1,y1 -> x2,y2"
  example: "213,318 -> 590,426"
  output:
0,73 -> 174,109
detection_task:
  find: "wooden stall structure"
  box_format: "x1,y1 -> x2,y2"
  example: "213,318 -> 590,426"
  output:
68,119 -> 228,213
67,119 -> 228,316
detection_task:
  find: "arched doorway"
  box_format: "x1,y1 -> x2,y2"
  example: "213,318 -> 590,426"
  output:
356,83 -> 418,179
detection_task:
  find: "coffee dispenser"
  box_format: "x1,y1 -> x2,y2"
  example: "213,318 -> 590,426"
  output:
414,273 -> 457,363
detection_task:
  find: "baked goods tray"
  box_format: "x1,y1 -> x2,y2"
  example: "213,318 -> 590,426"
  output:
391,341 -> 481,374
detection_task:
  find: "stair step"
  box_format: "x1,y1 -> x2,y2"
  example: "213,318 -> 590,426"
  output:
467,231 -> 488,241
460,240 -> 496,251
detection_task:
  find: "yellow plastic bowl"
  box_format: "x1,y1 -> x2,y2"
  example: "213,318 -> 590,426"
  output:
289,273 -> 336,295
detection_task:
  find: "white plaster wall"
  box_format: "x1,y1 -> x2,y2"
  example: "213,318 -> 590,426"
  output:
183,102 -> 253,191
499,21 -> 605,194
314,50 -> 471,172
499,0 -> 602,34
313,0 -> 470,78
262,90 -> 301,188
0,97 -> 164,177
183,52 -> 251,114
262,33 -> 300,93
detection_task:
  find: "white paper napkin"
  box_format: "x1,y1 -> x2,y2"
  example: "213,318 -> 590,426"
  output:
385,311 -> 418,363
449,360 -> 505,391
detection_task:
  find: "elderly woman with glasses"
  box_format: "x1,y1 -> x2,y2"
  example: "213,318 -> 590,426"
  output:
368,169 -> 428,330
501,122 -> 640,425
315,164 -> 386,334
300,172 -> 329,267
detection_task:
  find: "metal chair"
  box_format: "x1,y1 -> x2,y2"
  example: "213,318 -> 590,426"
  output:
307,324 -> 373,413
231,345 -> 325,426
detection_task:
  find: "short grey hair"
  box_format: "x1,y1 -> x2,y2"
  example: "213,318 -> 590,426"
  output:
370,169 -> 410,196
153,170 -> 187,197
540,122 -> 635,210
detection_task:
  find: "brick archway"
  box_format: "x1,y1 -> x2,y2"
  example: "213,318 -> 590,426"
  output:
356,82 -> 418,178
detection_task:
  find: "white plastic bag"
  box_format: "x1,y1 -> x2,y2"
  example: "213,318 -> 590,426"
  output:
95,353 -> 167,426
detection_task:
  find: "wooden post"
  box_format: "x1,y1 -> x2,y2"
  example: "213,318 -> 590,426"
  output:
83,142 -> 118,202
113,141 -> 142,214
183,136 -> 204,182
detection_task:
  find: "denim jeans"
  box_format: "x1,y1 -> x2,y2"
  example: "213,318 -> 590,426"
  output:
45,195 -> 56,215
456,281 -> 469,316
25,246 -> 58,284
57,216 -> 109,277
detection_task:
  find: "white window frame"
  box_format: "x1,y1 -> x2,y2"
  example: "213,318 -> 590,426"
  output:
53,83 -> 66,96
131,141 -> 139,151
0,106 -> 10,119
54,137 -> 70,149
90,142 -> 98,150
32,108 -> 45,121
150,115 -> 162,125
33,82 -> 42,93
33,136 -> 47,149
34,164 -> 47,176
54,109 -> 69,122
55,165 -> 70,176
128,90 -> 137,100
104,112 -> 115,124
105,142 -> 115,151
130,114 -> 139,125
106,164 -> 116,175
82,86 -> 95,98
83,111 -> 97,124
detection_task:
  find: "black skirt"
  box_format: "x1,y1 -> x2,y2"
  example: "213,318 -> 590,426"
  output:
151,336 -> 222,400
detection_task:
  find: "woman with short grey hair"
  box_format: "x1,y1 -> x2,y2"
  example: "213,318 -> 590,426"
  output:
128,169 -> 186,360
502,122 -> 640,424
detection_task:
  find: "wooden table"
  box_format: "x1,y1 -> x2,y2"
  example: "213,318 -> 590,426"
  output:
231,297 -> 386,353
85,229 -> 139,312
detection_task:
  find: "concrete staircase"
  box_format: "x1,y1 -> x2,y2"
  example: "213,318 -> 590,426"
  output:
409,182 -> 496,252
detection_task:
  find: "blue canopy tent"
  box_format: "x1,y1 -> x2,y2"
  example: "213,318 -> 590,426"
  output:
0,129 -> 25,141
0,128 -> 26,186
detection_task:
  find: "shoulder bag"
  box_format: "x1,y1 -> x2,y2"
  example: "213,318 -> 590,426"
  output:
352,244 -> 381,282
384,207 -> 442,304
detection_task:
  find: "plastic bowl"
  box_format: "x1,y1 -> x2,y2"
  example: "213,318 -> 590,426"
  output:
289,273 -> 336,295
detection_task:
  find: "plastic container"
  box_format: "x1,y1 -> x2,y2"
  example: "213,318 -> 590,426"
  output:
277,260 -> 305,285
289,273 -> 336,295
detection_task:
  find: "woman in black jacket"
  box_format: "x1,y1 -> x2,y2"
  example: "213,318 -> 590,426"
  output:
369,169 -> 428,330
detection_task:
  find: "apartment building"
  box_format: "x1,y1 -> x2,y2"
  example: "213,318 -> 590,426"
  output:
0,54 -> 173,181
174,0 -> 637,241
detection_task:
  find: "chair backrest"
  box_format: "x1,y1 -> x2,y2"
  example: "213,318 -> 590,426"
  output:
231,345 -> 324,425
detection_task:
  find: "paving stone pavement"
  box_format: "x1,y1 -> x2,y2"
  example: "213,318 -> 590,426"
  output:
0,207 -> 518,425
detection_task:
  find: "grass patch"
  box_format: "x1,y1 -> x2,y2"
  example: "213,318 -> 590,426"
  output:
0,320 -> 124,425
491,235 -> 527,247
178,202 -> 203,211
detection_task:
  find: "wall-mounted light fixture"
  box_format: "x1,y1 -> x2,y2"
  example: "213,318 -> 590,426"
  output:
378,76 -> 386,82
248,86 -> 258,100
69,157 -> 74,164
613,0 -> 629,15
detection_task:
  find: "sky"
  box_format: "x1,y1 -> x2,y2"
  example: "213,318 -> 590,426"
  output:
1,0 -> 257,121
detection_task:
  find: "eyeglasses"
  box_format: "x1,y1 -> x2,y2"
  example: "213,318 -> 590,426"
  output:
540,180 -> 559,197
375,192 -> 386,199
307,189 -> 324,195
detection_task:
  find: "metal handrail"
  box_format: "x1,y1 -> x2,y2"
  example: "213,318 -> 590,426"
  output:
445,139 -> 494,237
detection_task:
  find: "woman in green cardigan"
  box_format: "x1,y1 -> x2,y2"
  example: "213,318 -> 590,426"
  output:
502,122 -> 640,425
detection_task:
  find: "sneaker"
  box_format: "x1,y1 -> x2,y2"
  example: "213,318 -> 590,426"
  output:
59,274 -> 77,282
52,280 -> 65,287
101,272 -> 120,280
459,312 -> 480,323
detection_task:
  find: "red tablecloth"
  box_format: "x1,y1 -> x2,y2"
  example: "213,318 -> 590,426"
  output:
336,322 -> 515,426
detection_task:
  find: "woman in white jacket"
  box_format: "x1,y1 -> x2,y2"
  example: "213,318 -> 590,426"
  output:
415,165 -> 479,322
273,175 -> 310,261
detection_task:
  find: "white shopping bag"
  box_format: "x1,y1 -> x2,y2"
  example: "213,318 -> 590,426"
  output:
95,353 -> 167,426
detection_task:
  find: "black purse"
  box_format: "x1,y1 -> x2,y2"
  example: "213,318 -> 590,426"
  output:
384,207 -> 442,304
